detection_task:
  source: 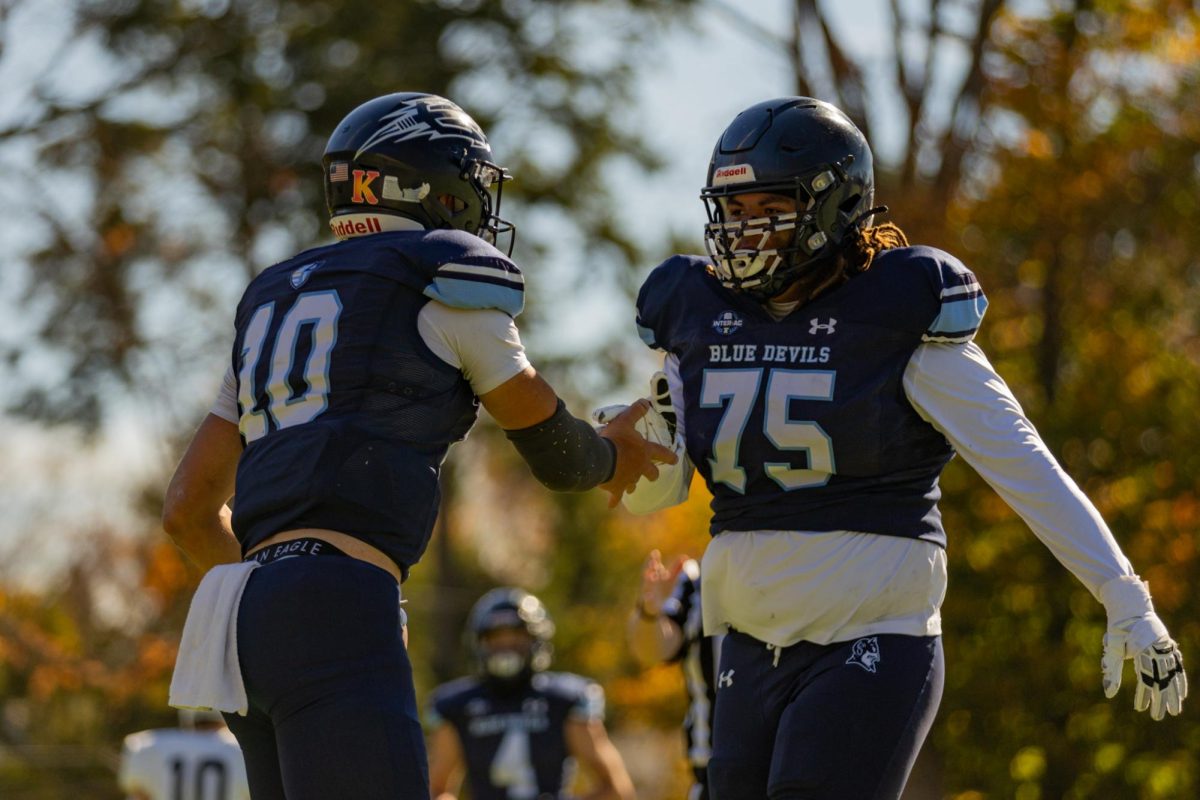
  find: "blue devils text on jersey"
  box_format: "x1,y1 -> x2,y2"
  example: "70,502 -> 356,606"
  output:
230,229 -> 524,576
635,246 -> 987,544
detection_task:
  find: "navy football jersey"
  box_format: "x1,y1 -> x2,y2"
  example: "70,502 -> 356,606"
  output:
635,246 -> 988,545
428,672 -> 605,800
230,229 -> 524,576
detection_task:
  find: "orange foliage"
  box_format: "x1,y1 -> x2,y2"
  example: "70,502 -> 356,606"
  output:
603,473 -> 714,563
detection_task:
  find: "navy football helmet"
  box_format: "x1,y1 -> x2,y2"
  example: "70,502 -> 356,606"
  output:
323,92 -> 514,252
701,97 -> 875,299
467,587 -> 555,682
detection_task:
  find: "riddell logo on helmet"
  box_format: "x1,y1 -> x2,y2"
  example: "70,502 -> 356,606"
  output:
712,164 -> 756,186
330,216 -> 383,237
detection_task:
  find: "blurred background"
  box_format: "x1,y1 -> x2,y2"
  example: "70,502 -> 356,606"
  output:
2,0 -> 1199,797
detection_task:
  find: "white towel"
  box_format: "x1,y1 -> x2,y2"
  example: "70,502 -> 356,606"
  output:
169,560 -> 259,716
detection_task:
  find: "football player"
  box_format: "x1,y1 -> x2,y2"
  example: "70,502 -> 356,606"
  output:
626,551 -> 721,800
118,710 -> 250,800
427,588 -> 636,800
625,97 -> 1186,799
161,93 -> 675,799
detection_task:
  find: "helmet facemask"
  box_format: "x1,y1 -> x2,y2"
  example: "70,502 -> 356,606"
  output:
479,626 -> 536,683
463,158 -> 515,255
700,97 -> 877,302
702,162 -> 864,301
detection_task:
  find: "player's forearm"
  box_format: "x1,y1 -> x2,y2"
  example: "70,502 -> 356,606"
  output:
161,413 -> 244,571
162,503 -> 242,571
567,721 -> 637,800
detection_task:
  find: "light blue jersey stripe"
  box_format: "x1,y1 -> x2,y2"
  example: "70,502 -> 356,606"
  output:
439,261 -> 525,286
637,322 -> 658,347
927,295 -> 987,337
424,278 -> 524,316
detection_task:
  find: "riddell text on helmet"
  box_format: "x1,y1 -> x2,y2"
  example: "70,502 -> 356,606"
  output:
713,164 -> 757,186
330,216 -> 383,237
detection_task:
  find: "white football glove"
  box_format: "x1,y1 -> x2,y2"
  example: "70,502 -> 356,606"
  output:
593,371 -> 691,514
1099,576 -> 1187,720
592,371 -> 677,446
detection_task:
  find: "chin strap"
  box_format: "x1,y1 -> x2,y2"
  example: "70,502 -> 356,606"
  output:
846,204 -> 889,231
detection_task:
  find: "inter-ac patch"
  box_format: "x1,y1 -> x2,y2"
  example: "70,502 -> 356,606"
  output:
712,310 -> 744,336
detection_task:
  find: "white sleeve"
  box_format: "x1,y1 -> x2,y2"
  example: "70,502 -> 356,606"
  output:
416,301 -> 531,395
902,340 -> 1135,599
210,365 -> 239,424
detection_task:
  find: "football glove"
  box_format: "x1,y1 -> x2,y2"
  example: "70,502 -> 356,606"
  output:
592,372 -> 677,448
647,370 -> 677,440
1099,575 -> 1187,720
593,371 -> 691,514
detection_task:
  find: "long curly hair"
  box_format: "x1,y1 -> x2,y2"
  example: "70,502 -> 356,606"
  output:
844,222 -> 909,274
790,221 -> 909,304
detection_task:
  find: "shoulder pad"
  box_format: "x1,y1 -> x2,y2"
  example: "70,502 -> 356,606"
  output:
913,246 -> 988,343
535,672 -> 605,719
867,246 -> 987,342
635,255 -> 713,349
430,675 -> 483,710
419,230 -> 525,316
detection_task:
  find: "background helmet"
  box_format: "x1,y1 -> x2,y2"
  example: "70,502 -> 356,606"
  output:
467,587 -> 555,681
700,97 -> 875,299
322,92 -> 514,251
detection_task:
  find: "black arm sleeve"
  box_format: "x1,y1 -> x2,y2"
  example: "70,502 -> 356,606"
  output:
505,399 -> 617,491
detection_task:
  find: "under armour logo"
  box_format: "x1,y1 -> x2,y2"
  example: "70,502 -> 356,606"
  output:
717,669 -> 735,688
809,317 -> 837,335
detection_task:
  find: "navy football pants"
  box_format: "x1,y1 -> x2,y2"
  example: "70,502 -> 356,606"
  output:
708,631 -> 943,800
222,555 -> 428,799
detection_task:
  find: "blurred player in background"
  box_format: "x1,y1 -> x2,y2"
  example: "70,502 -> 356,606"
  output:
119,710 -> 249,800
427,587 -> 636,800
626,551 -> 721,800
625,96 -> 1186,799
161,92 -> 674,799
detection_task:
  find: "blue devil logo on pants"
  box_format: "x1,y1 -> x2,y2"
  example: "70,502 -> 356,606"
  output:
845,637 -> 881,673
